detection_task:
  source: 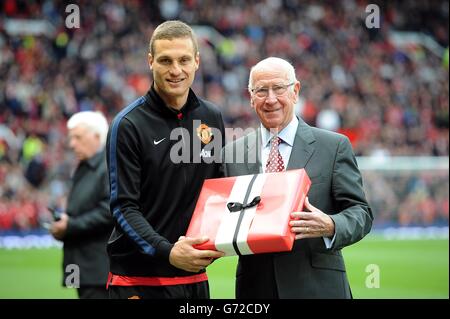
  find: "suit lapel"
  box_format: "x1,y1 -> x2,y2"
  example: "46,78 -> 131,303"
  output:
246,129 -> 262,174
287,118 -> 316,169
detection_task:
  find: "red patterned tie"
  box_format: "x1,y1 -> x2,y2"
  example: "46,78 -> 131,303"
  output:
266,136 -> 285,172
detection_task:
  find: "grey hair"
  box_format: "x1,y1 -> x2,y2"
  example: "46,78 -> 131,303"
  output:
248,57 -> 297,92
67,111 -> 109,147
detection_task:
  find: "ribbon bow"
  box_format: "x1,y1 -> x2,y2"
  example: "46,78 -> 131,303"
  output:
227,196 -> 261,213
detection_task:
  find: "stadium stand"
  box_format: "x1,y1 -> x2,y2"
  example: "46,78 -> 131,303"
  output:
0,0 -> 448,230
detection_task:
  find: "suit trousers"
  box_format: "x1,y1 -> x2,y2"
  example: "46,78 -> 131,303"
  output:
236,254 -> 279,299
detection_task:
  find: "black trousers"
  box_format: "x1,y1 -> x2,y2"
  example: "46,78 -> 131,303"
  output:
108,281 -> 209,299
77,286 -> 109,299
236,254 -> 279,299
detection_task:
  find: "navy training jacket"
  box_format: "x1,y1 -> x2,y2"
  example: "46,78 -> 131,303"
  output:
106,86 -> 225,278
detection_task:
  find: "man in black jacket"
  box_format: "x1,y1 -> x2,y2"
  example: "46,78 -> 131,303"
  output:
50,111 -> 113,299
106,20 -> 225,299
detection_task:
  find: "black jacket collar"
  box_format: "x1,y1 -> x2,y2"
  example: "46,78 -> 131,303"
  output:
84,149 -> 105,169
144,84 -> 200,118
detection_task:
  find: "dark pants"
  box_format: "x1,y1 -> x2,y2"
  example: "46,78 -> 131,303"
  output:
108,281 -> 210,299
77,286 -> 109,299
236,254 -> 279,299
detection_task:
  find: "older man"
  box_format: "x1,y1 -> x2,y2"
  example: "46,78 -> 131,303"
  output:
50,111 -> 113,299
222,57 -> 373,298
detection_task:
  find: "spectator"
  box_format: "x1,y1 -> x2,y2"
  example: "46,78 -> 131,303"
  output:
49,111 -> 113,299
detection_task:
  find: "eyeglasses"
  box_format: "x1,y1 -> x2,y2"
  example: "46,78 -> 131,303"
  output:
250,82 -> 295,98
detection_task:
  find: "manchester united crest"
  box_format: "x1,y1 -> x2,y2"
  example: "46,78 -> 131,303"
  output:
196,123 -> 213,144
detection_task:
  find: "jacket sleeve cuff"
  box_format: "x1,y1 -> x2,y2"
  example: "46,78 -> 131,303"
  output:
329,214 -> 346,250
154,240 -> 174,261
64,218 -> 78,238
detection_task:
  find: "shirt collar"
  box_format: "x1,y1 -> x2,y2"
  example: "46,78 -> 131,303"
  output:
261,116 -> 299,148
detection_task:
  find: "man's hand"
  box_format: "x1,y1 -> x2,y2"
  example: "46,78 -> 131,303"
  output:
50,213 -> 69,240
169,236 -> 225,273
289,197 -> 335,240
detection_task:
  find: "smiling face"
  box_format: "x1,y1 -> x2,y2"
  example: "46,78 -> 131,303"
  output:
250,65 -> 301,132
148,37 -> 199,109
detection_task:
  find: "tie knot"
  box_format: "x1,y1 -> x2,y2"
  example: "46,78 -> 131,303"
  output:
271,136 -> 282,147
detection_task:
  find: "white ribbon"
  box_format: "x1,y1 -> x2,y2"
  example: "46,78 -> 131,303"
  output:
214,174 -> 267,256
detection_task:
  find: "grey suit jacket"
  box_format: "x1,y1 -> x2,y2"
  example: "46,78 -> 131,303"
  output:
222,118 -> 373,298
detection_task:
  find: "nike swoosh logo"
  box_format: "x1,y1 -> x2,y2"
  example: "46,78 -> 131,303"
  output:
153,138 -> 166,145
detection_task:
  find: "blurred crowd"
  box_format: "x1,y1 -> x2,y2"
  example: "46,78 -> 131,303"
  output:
0,0 -> 448,230
363,170 -> 449,227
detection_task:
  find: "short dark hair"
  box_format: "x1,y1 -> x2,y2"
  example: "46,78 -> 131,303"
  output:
149,20 -> 198,56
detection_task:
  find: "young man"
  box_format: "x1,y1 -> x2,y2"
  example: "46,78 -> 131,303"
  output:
106,21 -> 225,299
222,57 -> 373,298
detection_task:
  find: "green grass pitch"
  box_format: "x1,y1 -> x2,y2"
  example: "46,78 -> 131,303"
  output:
0,236 -> 448,299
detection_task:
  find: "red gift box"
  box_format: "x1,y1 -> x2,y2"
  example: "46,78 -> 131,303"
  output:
186,169 -> 311,256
